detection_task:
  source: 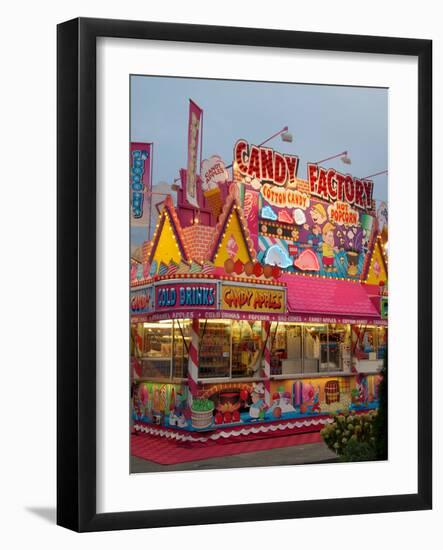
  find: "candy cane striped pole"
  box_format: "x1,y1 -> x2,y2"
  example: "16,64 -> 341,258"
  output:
187,317 -> 200,406
263,320 -> 272,406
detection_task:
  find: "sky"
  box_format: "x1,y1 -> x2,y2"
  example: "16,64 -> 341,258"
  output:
131,75 -> 388,249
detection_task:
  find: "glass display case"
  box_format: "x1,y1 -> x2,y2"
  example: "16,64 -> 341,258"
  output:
231,320 -> 263,378
172,319 -> 190,379
138,321 -> 172,378
198,320 -> 231,379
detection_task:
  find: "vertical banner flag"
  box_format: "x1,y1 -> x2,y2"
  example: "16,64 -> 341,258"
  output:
186,100 -> 203,208
130,142 -> 152,227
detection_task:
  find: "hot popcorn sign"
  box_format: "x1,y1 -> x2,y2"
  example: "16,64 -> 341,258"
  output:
327,201 -> 359,227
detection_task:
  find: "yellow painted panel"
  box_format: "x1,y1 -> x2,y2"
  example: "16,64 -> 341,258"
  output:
213,211 -> 251,266
366,242 -> 387,285
152,214 -> 183,268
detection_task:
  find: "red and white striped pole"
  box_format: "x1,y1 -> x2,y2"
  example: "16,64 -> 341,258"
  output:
263,320 -> 272,406
187,317 -> 200,406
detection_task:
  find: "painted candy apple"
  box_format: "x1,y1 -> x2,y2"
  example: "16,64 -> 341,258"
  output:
214,412 -> 223,425
240,389 -> 249,401
223,411 -> 232,424
263,264 -> 273,278
253,262 -> 263,277
233,259 -> 244,275
232,410 -> 240,422
244,261 -> 255,276
273,406 -> 282,418
224,258 -> 235,274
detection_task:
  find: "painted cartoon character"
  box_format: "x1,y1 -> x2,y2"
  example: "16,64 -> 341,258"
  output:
310,203 -> 328,226
249,382 -> 266,420
302,204 -> 327,246
169,390 -> 187,428
321,222 -> 338,272
311,386 -> 321,413
306,224 -> 322,249
357,375 -> 369,405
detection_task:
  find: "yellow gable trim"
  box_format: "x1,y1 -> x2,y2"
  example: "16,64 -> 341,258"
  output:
213,211 -> 252,267
366,241 -> 387,285
151,214 -> 183,268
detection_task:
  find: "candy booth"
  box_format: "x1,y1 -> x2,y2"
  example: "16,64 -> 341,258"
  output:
130,138 -> 388,442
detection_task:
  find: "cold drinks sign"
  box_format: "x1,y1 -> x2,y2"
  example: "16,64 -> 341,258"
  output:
156,283 -> 217,309
233,140 -> 374,211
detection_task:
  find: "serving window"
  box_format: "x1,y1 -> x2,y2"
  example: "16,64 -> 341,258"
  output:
136,321 -> 173,378
231,320 -> 263,378
270,323 -> 303,375
352,325 -> 387,372
130,318 -> 380,381
130,320 -> 191,380
270,323 -> 351,375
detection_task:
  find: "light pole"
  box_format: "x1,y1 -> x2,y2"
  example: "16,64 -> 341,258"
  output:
257,125 -> 293,146
363,169 -> 388,179
315,150 -> 351,165
228,126 -> 293,171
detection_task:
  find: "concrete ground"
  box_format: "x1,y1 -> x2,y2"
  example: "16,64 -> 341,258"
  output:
131,440 -> 337,473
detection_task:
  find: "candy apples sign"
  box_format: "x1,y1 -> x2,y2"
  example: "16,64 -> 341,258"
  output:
221,284 -> 286,313
201,155 -> 229,189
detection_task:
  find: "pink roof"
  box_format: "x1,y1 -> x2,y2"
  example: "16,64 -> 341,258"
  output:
281,275 -> 381,319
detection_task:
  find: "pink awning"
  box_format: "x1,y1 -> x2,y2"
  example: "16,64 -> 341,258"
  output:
281,275 -> 381,321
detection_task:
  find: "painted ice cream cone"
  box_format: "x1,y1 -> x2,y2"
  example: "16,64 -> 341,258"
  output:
204,185 -> 223,218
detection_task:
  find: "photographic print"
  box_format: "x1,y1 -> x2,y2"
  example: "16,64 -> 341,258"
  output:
129,76 -> 388,473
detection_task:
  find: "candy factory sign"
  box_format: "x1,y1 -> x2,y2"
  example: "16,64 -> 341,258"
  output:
221,284 -> 286,313
233,140 -> 374,214
156,283 -> 217,309
307,164 -> 374,211
234,140 -> 299,187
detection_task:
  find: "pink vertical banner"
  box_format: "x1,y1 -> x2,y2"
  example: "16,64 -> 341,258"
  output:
130,142 -> 152,227
186,99 -> 203,208
243,188 -> 259,250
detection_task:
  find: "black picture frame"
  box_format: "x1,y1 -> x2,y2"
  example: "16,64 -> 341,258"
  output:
57,17 -> 432,532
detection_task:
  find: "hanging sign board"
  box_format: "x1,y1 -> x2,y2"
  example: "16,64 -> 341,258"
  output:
220,283 -> 286,314
130,287 -> 153,314
155,282 -> 217,309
